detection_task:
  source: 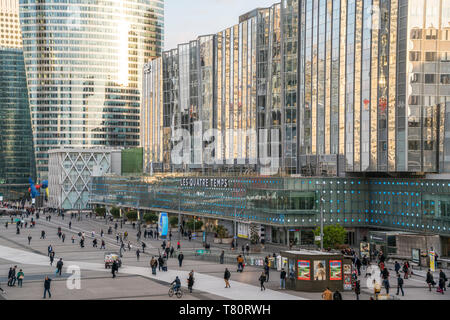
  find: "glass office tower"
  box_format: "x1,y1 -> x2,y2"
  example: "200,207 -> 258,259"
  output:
297,0 -> 450,174
0,0 -> 35,190
19,0 -> 164,179
143,0 -> 450,177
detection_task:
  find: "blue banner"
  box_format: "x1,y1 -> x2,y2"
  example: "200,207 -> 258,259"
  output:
159,212 -> 169,238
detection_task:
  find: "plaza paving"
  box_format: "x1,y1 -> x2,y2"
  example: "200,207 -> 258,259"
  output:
0,213 -> 449,300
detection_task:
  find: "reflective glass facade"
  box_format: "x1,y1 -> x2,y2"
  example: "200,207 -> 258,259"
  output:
19,0 -> 164,179
0,0 -> 35,188
0,49 -> 35,186
143,0 -> 450,177
90,174 -> 450,237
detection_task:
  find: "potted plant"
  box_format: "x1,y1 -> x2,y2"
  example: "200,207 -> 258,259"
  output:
95,207 -> 106,218
143,213 -> 158,226
126,210 -> 138,222
214,225 -> 232,244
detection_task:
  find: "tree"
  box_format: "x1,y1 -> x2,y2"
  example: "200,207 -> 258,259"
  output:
143,213 -> 158,224
314,224 -> 347,249
95,207 -> 106,217
169,216 -> 178,228
110,207 -> 121,219
126,211 -> 138,222
214,225 -> 229,239
185,219 -> 203,232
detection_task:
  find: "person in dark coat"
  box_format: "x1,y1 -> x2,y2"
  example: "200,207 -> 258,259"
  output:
43,276 -> 52,299
224,268 -> 231,288
333,290 -> 343,300
426,269 -> 435,291
396,274 -> 405,296
111,260 -> 118,278
56,259 -> 64,276
354,280 -> 361,300
158,255 -> 163,271
187,271 -> 195,293
264,263 -> 270,282
439,270 -> 448,292
178,252 -> 184,267
259,272 -> 266,291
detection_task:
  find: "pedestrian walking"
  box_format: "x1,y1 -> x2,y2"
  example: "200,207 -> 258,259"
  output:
280,268 -> 287,290
49,252 -> 55,266
403,262 -> 409,279
264,263 -> 270,282
187,270 -> 195,293
224,268 -> 231,288
355,257 -> 362,276
162,255 -> 168,272
142,242 -> 146,253
394,261 -> 401,275
439,270 -> 447,292
382,268 -> 390,294
136,249 -> 140,261
396,274 -> 405,296
56,259 -> 63,276
373,280 -> 382,300
101,240 -> 106,250
43,276 -> 52,299
333,290 -> 343,300
62,234 -> 65,243
150,257 -> 157,275
158,255 -> 163,271
7,267 -> 14,287
178,252 -> 184,267
322,287 -> 333,300
426,269 -> 435,292
237,255 -> 244,273
111,260 -> 118,278
354,280 -> 361,300
28,235 -> 32,245
259,272 -> 266,291
220,251 -> 225,264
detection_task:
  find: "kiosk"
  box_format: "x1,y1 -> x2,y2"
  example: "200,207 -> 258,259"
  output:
280,250 -> 353,292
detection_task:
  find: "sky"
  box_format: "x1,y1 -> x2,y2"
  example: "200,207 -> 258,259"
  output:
164,0 -> 277,50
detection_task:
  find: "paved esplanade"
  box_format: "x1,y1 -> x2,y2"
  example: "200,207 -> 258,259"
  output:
1,212 -> 449,300
0,244 -> 302,300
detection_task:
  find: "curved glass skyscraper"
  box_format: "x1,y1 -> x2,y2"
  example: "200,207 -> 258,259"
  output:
19,0 -> 164,179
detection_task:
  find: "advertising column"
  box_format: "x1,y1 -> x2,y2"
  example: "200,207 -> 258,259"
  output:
159,212 -> 169,239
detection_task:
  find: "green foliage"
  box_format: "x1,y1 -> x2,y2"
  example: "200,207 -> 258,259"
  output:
143,213 -> 158,224
126,211 -> 138,221
110,207 -> 121,219
214,225 -> 229,239
169,216 -> 179,228
185,219 -> 203,232
250,231 -> 260,245
95,207 -> 106,216
314,224 -> 347,249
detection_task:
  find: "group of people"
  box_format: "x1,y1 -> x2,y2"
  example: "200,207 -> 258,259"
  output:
7,266 -> 24,288
426,269 -> 448,294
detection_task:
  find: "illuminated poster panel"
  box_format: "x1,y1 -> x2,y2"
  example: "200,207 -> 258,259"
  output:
330,260 -> 343,281
297,260 -> 311,280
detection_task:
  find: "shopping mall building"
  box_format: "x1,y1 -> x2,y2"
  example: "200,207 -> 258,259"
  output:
91,0 -> 450,258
